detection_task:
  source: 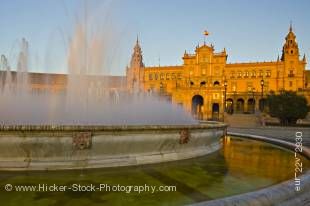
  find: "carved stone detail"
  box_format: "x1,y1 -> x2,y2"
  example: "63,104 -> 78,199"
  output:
73,132 -> 92,150
179,129 -> 190,144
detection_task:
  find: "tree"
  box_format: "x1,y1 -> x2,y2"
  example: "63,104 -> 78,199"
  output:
266,91 -> 309,126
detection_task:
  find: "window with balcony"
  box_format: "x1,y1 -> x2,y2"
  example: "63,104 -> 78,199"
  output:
288,70 -> 294,77
202,69 -> 206,75
155,73 -> 158,80
166,73 -> 170,80
177,73 -> 182,80
289,81 -> 293,87
230,72 -> 235,79
160,73 -> 165,80
247,82 -> 253,91
232,82 -> 237,92
171,73 -> 176,80
237,71 -> 242,78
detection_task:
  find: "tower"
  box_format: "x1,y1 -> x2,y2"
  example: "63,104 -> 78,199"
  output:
281,24 -> 299,61
126,37 -> 144,93
281,24 -> 305,90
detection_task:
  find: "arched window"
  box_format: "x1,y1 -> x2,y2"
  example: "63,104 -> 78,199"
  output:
171,73 -> 176,80
200,81 -> 206,87
230,72 -> 235,78
149,73 -> 153,80
166,73 -> 170,80
155,73 -> 159,80
160,73 -> 165,80
177,73 -> 182,80
213,81 -> 220,86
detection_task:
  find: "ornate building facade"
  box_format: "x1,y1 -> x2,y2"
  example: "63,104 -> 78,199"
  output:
126,25 -> 309,120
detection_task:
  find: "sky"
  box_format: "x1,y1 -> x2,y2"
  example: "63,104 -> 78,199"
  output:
0,0 -> 309,75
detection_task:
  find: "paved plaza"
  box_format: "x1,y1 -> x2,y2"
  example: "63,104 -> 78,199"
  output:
228,126 -> 310,147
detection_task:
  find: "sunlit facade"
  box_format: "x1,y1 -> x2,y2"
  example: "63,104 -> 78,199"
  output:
127,26 -> 309,120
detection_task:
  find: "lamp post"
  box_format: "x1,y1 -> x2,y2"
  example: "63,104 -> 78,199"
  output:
252,88 -> 256,113
160,82 -> 163,95
260,79 -> 264,111
224,80 -> 227,112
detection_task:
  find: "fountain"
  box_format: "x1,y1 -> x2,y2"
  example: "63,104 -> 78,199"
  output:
0,19 -> 226,170
0,3 -> 308,206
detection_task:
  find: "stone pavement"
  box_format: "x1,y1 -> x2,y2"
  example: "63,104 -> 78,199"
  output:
228,126 -> 310,147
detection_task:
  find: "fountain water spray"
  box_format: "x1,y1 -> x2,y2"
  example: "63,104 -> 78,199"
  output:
0,3 -> 196,126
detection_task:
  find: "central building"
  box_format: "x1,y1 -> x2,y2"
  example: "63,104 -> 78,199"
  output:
126,26 -> 308,120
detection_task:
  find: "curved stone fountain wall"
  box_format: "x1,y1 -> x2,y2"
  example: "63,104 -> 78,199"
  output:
190,132 -> 310,206
0,122 -> 227,170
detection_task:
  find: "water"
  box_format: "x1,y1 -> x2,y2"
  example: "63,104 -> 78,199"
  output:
0,137 -> 308,206
0,4 -> 196,125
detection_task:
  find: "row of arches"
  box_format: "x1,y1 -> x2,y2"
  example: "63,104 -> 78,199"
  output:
192,95 -> 220,120
191,81 -> 220,87
230,70 -> 271,79
191,95 -> 266,120
226,98 -> 265,114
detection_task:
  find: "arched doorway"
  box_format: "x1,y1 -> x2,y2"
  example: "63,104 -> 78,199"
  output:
192,95 -> 204,120
247,98 -> 255,114
212,103 -> 220,120
226,98 -> 234,114
236,98 -> 245,113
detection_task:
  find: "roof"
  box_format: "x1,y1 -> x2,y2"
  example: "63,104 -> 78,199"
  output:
144,66 -> 183,71
0,71 -> 126,89
226,61 -> 282,68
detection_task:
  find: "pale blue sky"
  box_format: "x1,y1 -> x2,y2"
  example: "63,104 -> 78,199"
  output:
0,0 -> 309,75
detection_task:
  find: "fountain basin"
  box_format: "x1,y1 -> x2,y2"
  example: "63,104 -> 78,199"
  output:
0,122 -> 227,170
190,133 -> 310,206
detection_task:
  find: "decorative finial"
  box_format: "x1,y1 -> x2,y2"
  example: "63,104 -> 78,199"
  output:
136,35 -> 139,44
289,21 -> 293,32
277,55 -> 280,62
223,48 -> 226,53
303,54 -> 306,62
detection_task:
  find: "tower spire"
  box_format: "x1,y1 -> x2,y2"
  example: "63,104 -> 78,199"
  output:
281,24 -> 299,61
136,35 -> 139,44
130,37 -> 144,69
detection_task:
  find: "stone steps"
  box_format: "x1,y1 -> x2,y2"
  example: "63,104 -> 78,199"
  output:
224,114 -> 260,128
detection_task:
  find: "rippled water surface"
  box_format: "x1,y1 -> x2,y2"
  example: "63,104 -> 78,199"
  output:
0,136 -> 308,206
